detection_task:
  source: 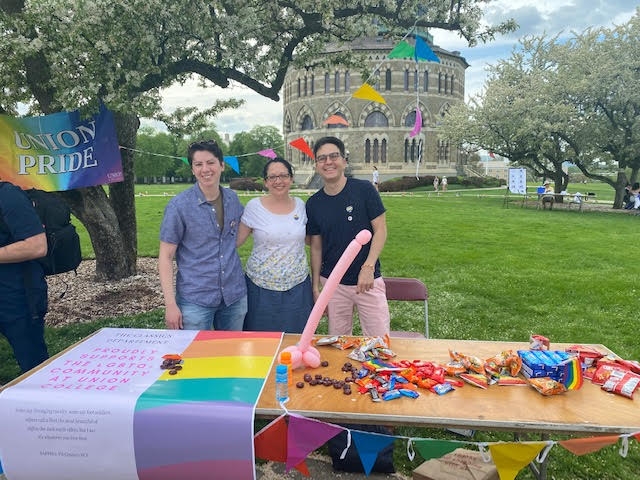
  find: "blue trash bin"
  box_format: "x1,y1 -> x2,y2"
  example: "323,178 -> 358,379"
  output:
537,187 -> 545,194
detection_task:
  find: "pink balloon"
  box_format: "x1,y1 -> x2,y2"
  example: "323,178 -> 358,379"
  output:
298,229 -> 372,351
279,230 -> 372,369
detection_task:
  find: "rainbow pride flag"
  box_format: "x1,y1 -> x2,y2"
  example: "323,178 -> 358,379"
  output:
0,104 -> 123,191
561,356 -> 584,390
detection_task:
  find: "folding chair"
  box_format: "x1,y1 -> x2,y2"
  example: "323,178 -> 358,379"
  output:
383,277 -> 429,338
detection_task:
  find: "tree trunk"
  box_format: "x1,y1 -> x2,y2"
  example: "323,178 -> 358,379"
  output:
60,112 -> 140,281
612,170 -> 628,209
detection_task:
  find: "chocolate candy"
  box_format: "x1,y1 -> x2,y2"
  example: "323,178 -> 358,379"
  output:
321,360 -> 329,367
296,382 -> 305,389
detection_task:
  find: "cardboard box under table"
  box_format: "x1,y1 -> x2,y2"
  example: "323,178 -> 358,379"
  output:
413,448 -> 498,480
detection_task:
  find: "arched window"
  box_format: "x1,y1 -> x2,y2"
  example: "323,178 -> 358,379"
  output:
301,115 -> 314,131
297,78 -> 301,97
405,110 -> 422,128
438,73 -> 442,93
385,69 -> 392,91
444,74 -> 449,94
334,72 -> 340,92
381,139 -> 387,164
404,139 -> 410,163
423,71 -> 429,92
404,70 -> 409,91
304,77 -> 307,96
373,139 -> 379,164
310,74 -> 315,95
414,68 -> 419,91
364,111 -> 389,128
327,112 -> 348,129
365,139 -> 371,163
344,71 -> 350,92
450,74 -> 454,95
324,73 -> 330,94
285,117 -> 292,134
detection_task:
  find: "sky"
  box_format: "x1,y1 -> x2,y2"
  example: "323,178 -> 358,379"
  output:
154,1 -> 638,138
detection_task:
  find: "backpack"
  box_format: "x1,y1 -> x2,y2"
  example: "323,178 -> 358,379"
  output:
24,188 -> 82,275
0,182 -> 82,276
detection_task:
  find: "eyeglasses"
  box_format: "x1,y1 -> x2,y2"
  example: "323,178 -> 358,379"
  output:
315,152 -> 342,164
265,174 -> 291,182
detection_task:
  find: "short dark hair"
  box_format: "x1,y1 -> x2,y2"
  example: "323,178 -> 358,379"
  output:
313,136 -> 345,157
187,140 -> 224,167
263,157 -> 294,179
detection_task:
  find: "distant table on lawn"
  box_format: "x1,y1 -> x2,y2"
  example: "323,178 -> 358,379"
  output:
256,335 -> 638,435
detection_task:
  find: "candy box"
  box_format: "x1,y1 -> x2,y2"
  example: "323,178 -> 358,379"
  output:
413,448 -> 498,480
518,350 -> 570,381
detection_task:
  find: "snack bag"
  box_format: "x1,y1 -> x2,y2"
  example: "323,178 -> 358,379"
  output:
528,377 -> 566,396
601,371 -> 640,399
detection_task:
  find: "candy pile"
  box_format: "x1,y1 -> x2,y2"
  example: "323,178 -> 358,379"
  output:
160,354 -> 184,375
298,361 -> 354,395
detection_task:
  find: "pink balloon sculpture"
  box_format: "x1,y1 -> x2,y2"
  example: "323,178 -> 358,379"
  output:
282,229 -> 372,369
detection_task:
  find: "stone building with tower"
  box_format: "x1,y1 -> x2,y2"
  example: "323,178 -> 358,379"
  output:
282,32 -> 469,186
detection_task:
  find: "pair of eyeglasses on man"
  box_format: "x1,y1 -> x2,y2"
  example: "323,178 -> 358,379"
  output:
315,152 -> 342,164
265,174 -> 291,182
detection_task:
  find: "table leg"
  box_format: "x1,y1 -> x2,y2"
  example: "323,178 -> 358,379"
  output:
513,432 -> 550,480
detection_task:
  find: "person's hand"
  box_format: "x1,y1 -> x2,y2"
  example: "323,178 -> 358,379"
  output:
164,304 -> 183,330
356,266 -> 375,294
313,285 -> 328,317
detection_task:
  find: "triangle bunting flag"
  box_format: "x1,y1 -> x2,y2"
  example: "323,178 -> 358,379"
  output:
413,439 -> 460,461
489,442 -> 546,480
254,415 -> 310,475
286,415 -> 343,472
223,155 -> 240,174
351,430 -> 396,475
257,149 -> 278,159
289,137 -> 315,159
558,435 -> 620,456
415,36 -> 440,63
388,40 -> 415,59
353,84 -> 387,104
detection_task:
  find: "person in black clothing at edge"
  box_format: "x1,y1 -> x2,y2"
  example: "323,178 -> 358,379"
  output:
0,181 -> 49,373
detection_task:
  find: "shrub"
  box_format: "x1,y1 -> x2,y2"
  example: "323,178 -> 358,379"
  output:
230,177 -> 266,191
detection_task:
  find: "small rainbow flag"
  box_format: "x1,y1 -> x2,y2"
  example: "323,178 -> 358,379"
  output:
561,356 -> 583,390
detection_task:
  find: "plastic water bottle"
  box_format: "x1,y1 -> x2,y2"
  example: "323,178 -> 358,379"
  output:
275,364 -> 289,404
280,351 -> 293,386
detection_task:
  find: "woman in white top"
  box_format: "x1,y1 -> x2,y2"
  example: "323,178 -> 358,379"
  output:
237,157 -> 312,333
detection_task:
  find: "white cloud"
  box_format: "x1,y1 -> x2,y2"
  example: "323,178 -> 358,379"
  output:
155,3 -> 637,135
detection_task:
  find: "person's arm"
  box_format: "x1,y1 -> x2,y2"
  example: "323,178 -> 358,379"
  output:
309,234 -> 323,302
0,232 -> 47,264
357,212 -> 387,294
158,240 -> 182,330
236,222 -> 252,247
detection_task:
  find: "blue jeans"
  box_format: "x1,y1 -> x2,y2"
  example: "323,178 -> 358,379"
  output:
177,295 -> 247,331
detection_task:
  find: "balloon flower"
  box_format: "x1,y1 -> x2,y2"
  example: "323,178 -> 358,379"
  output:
282,229 -> 372,369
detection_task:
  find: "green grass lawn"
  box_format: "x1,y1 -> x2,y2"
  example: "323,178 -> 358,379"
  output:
1,182 -> 638,479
